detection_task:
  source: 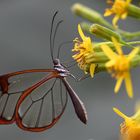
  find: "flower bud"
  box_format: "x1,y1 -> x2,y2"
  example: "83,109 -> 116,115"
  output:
90,24 -> 123,42
71,3 -> 113,29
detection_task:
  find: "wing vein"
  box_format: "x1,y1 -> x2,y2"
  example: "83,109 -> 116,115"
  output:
22,98 -> 33,119
1,95 -> 9,118
51,88 -> 55,120
60,79 -> 63,107
35,99 -> 44,127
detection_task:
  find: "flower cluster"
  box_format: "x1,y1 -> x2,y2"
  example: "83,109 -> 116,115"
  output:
71,1 -> 140,139
72,25 -> 139,98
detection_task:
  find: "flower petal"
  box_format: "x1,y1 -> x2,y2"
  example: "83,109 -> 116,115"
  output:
126,0 -> 132,4
112,37 -> 123,55
106,60 -> 115,67
90,64 -> 96,78
78,24 -> 86,41
113,107 -> 130,120
104,9 -> 113,16
124,72 -> 133,98
114,77 -> 123,93
121,12 -> 127,19
101,45 -> 117,60
112,15 -> 120,28
128,47 -> 139,61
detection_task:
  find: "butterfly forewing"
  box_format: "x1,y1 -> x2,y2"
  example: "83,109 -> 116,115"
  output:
0,70 -> 54,124
8,72 -> 48,93
16,77 -> 68,131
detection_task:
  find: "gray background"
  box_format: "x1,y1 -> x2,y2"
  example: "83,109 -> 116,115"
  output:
0,0 -> 140,140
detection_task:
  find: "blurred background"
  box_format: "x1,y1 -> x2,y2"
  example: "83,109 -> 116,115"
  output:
0,0 -> 140,140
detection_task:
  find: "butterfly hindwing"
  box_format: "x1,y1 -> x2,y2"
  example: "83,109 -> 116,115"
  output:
15,75 -> 68,132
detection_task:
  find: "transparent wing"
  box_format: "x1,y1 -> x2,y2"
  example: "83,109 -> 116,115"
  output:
15,77 -> 68,132
0,69 -> 54,124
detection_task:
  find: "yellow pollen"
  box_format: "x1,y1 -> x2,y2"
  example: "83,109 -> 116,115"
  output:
72,24 -> 96,77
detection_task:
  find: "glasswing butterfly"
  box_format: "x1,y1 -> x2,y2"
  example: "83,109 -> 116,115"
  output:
0,11 -> 87,132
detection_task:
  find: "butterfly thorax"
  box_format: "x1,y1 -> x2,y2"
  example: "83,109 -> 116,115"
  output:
53,59 -> 70,77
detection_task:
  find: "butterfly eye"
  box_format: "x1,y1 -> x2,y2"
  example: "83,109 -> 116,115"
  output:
53,59 -> 60,65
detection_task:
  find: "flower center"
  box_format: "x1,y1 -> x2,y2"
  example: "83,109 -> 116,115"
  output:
121,121 -> 140,140
109,55 -> 130,78
112,0 -> 127,15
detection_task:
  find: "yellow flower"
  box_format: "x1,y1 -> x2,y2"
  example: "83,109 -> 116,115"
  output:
113,107 -> 140,140
72,24 -> 96,78
101,37 -> 139,98
104,0 -> 132,28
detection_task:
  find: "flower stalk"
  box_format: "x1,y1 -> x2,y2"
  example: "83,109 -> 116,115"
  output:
127,3 -> 140,19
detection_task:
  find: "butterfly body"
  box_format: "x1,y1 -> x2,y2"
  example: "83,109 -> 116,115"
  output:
53,59 -> 70,77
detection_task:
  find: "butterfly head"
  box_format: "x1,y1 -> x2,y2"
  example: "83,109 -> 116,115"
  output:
53,59 -> 60,65
53,58 -> 70,77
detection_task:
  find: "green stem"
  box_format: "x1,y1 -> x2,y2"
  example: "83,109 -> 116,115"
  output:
95,63 -> 106,74
128,41 -> 140,46
128,4 -> 140,19
119,30 -> 140,40
94,55 -> 140,74
94,41 -> 140,51
131,55 -> 140,68
86,52 -> 109,63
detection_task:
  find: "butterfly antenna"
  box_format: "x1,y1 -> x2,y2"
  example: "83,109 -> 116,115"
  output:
57,41 -> 73,58
52,20 -> 63,55
50,11 -> 58,61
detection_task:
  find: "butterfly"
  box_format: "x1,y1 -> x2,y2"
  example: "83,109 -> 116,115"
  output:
0,11 -> 87,132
